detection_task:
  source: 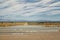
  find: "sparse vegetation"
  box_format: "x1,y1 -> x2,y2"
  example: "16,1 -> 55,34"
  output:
0,22 -> 60,27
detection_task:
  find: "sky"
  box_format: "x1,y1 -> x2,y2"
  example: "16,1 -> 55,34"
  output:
0,0 -> 60,22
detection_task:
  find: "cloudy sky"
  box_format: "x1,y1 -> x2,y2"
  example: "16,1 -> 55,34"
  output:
0,0 -> 60,22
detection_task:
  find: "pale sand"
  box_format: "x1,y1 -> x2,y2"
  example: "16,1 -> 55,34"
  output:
0,32 -> 60,40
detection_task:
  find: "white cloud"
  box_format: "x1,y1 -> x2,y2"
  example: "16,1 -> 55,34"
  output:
0,0 -> 60,21
49,1 -> 60,7
46,10 -> 60,15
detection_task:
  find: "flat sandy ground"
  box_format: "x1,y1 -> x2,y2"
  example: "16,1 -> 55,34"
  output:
0,32 -> 60,40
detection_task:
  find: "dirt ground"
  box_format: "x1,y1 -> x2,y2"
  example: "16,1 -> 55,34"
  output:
0,32 -> 60,40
